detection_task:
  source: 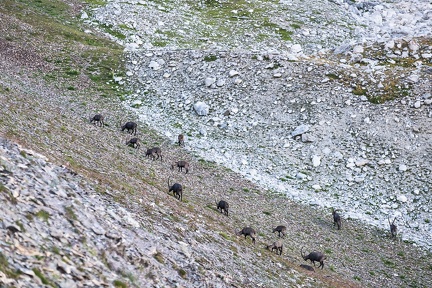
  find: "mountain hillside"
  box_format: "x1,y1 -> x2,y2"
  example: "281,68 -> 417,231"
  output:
0,1 -> 431,287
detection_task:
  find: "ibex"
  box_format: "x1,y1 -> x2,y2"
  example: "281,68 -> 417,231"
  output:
266,240 -> 283,255
90,114 -> 104,127
388,217 -> 397,238
171,161 -> 189,174
126,137 -> 140,149
216,200 -> 229,216
168,178 -> 182,201
146,147 -> 162,161
236,227 -> 256,244
301,247 -> 326,269
121,121 -> 137,135
332,208 -> 342,230
178,134 -> 185,146
272,225 -> 287,238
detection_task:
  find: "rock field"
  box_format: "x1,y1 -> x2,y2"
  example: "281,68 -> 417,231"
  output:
88,0 -> 432,250
1,0 -> 432,287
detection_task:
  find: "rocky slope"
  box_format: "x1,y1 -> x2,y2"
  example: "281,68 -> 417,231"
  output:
1,1 -> 432,288
88,0 -> 432,249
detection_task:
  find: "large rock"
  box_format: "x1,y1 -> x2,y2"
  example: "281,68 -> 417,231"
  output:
194,101 -> 210,116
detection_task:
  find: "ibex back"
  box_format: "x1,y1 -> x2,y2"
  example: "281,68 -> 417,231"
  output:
121,121 -> 137,135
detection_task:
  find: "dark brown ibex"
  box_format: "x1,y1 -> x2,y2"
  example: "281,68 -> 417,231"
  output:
146,147 -> 162,161
171,161 -> 189,174
216,200 -> 229,216
178,134 -> 185,146
126,137 -> 140,149
272,225 -> 287,238
388,216 -> 397,238
121,121 -> 137,135
332,208 -> 342,230
236,227 -> 256,244
301,247 -> 326,269
90,114 -> 104,127
168,178 -> 182,201
266,240 -> 283,255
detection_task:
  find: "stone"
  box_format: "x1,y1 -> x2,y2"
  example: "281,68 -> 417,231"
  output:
148,61 -> 161,70
205,77 -> 216,87
291,124 -> 309,137
193,101 -> 210,116
311,155 -> 321,167
399,164 -> 408,172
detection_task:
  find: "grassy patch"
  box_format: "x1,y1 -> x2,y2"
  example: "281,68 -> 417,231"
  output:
381,258 -> 396,268
178,268 -> 187,279
36,210 -> 50,222
113,280 -> 128,288
64,205 -> 77,220
15,220 -> 25,232
154,251 -> 164,264
33,268 -> 54,286
204,54 -> 217,62
0,252 -> 21,279
219,231 -> 231,240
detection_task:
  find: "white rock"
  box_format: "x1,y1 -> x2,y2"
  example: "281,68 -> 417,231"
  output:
414,101 -> 421,108
291,44 -> 302,54
312,155 -> 321,167
229,70 -> 239,77
291,124 -> 309,137
399,164 -> 408,172
205,77 -> 216,87
216,79 -> 226,87
312,184 -> 321,191
397,195 -> 408,203
355,159 -> 369,167
194,101 -> 209,116
353,45 -> 364,54
148,61 -> 161,70
407,74 -> 419,84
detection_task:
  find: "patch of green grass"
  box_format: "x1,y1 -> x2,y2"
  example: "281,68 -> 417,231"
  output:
352,85 -> 367,96
65,69 -> 79,76
0,183 -> 8,193
262,211 -> 271,216
381,258 -> 396,268
152,40 -> 168,47
0,252 -> 21,279
369,271 -> 375,276
204,54 -> 217,62
324,249 -> 332,254
33,268 -> 53,286
84,0 -> 107,5
15,220 -> 25,232
178,268 -> 187,279
154,251 -> 164,264
326,73 -> 339,80
219,232 -> 231,240
35,210 -> 50,222
100,23 -> 126,40
51,246 -> 60,255
242,188 -> 250,192
64,205 -> 77,220
113,280 -> 128,288
353,276 -> 361,281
